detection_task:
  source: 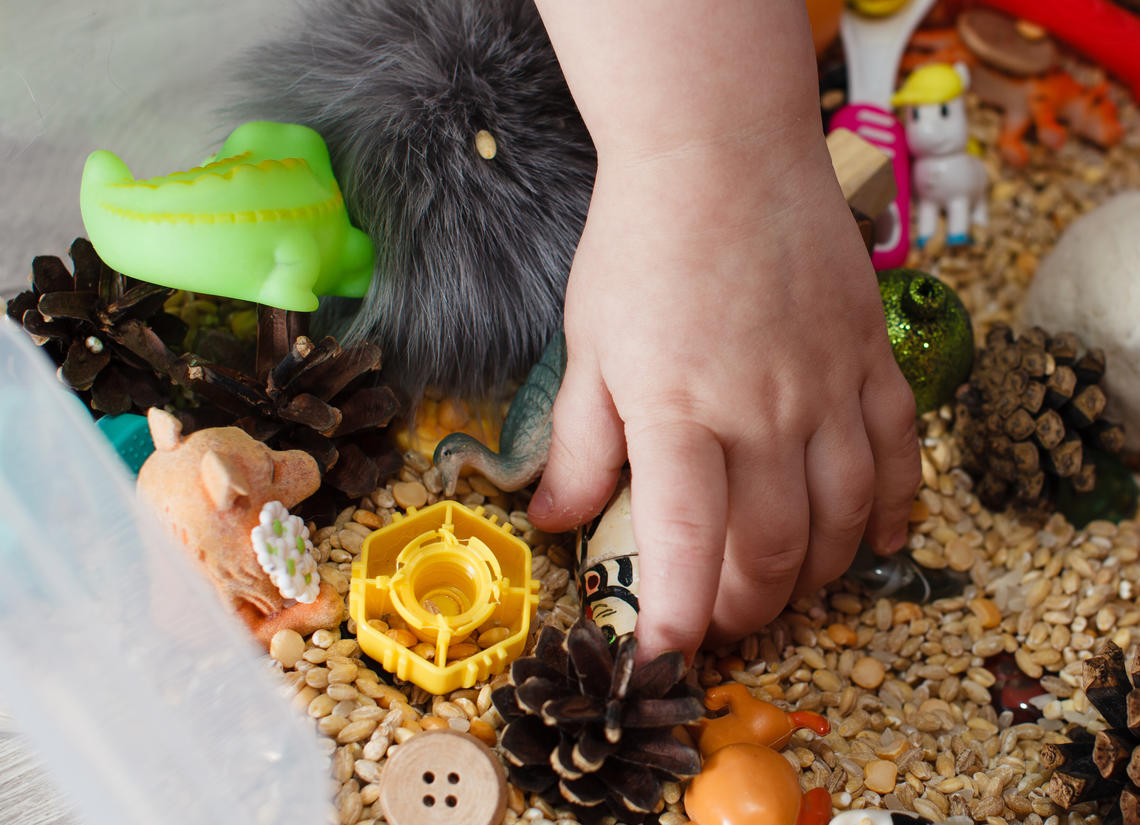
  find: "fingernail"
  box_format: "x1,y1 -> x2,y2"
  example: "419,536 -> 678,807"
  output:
882,527 -> 908,554
529,487 -> 553,521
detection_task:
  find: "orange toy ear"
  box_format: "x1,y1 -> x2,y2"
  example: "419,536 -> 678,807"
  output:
201,449 -> 251,511
147,407 -> 183,451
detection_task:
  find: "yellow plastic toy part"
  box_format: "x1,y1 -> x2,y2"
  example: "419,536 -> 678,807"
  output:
891,63 -> 966,107
847,0 -> 910,17
350,501 -> 540,694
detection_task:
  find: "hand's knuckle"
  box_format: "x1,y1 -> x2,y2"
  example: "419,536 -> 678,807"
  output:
624,407 -> 710,448
647,514 -> 722,559
884,381 -> 919,430
827,494 -> 874,538
733,543 -> 807,587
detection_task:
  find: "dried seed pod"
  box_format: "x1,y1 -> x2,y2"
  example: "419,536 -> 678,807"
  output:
174,321 -> 402,499
6,241 -> 403,501
954,324 -> 1127,510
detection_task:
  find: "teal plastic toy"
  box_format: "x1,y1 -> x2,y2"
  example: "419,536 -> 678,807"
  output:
95,413 -> 155,475
80,121 -> 375,312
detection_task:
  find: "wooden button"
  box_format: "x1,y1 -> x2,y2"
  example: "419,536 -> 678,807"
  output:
380,730 -> 507,825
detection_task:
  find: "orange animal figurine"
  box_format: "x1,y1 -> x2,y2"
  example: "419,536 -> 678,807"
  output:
137,408 -> 345,645
685,683 -> 833,825
698,682 -> 831,756
902,9 -> 1124,168
971,67 -> 1124,167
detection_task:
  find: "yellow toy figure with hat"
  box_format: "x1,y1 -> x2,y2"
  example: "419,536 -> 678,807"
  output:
893,62 -> 989,248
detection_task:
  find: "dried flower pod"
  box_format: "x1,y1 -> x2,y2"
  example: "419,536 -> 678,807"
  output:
954,323 -> 1126,510
174,322 -> 402,499
6,241 -> 401,500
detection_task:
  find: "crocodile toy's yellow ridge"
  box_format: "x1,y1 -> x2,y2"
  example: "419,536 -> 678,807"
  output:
122,150 -> 256,188
98,191 -> 344,226
80,121 -> 375,312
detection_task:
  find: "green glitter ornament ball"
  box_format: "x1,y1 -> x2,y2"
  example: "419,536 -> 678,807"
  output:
878,268 -> 974,416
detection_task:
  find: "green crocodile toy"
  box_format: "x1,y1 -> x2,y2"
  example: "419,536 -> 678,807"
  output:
79,121 -> 374,312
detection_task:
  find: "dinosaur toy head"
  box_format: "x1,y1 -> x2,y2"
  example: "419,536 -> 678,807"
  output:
432,433 -> 485,496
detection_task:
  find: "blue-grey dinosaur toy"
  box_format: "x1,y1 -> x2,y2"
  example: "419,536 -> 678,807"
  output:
433,333 -> 565,495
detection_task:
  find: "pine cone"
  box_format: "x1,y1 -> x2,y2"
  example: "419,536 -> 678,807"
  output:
173,331 -> 401,498
5,238 -> 185,415
493,620 -> 704,822
1041,642 -> 1140,824
954,324 -> 1126,509
6,241 -> 401,501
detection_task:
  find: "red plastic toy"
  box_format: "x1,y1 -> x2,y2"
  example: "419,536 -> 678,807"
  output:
979,0 -> 1140,99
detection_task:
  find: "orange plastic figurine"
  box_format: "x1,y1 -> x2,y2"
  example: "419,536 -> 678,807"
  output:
685,683 -> 833,825
903,14 -> 1123,168
698,682 -> 831,756
137,409 -> 345,645
686,745 -> 832,825
973,68 -> 1123,167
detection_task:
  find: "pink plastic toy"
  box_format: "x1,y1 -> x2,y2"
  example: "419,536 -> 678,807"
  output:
830,0 -> 938,269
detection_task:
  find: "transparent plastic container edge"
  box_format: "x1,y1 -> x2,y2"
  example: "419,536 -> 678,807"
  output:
0,317 -> 328,825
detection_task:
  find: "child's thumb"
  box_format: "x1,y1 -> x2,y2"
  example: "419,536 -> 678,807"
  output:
528,357 -> 625,532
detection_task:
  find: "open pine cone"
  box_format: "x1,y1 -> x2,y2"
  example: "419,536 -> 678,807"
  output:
174,333 -> 401,498
493,620 -> 704,822
5,238 -> 185,415
7,241 -> 401,500
954,324 -> 1126,509
1041,641 -> 1140,823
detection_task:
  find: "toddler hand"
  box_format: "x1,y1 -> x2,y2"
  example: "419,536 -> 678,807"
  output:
527,139 -> 921,660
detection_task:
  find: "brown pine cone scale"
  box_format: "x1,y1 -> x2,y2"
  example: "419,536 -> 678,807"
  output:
1043,643 -> 1140,825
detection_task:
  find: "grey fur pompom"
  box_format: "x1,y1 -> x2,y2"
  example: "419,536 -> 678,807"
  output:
231,0 -> 595,399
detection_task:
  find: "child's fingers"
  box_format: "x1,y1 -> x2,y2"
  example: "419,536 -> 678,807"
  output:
626,418 -> 727,664
705,442 -> 809,644
794,411 -> 874,597
861,361 -> 922,554
527,355 -> 625,533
